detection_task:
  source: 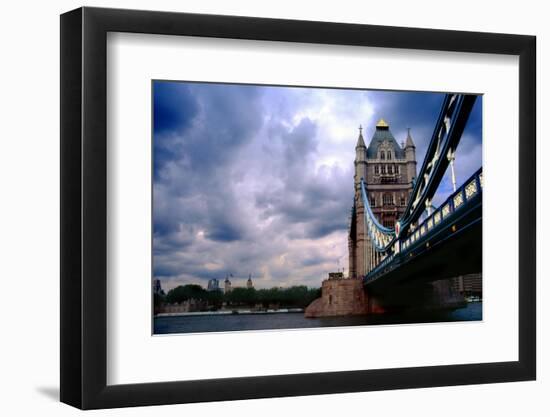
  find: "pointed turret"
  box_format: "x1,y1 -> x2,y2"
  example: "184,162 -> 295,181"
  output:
354,125 -> 367,186
356,124 -> 366,149
405,127 -> 416,149
404,128 -> 417,183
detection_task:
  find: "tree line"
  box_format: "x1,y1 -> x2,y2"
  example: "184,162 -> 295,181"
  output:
156,284 -> 321,310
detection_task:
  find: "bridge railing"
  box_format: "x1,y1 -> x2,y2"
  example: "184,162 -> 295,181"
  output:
364,167 -> 483,282
401,167 -> 482,253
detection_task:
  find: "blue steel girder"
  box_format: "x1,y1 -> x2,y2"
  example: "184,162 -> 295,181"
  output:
398,94 -> 478,236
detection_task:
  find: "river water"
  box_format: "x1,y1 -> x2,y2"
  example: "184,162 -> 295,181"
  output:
154,301 -> 482,335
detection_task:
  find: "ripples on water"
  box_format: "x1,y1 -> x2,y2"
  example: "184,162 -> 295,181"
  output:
153,302 -> 482,335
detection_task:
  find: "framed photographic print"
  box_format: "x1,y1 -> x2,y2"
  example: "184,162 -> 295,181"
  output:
60,6 -> 536,409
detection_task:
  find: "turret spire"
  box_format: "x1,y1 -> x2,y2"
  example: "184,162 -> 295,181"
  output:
405,127 -> 415,148
356,125 -> 366,148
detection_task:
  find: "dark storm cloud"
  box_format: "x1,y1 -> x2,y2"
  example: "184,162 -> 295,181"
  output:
153,82 -> 265,247
252,117 -> 351,240
153,82 -> 199,172
154,82 -> 199,134
154,83 -> 263,181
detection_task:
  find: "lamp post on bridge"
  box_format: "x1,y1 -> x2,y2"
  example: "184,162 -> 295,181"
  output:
425,198 -> 432,216
447,149 -> 457,192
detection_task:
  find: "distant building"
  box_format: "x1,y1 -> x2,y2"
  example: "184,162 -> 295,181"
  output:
207,278 -> 220,292
452,273 -> 482,296
246,274 -> 254,289
153,279 -> 163,295
224,276 -> 232,293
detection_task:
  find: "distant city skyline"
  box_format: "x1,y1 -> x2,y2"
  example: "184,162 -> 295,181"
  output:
153,81 -> 482,292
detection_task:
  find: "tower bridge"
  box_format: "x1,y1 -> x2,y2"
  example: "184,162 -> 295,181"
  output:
305,94 -> 481,318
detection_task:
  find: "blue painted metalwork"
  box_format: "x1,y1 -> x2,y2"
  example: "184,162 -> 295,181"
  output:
360,178 -> 394,250
359,93 -> 478,254
397,94 -> 478,234
364,167 -> 482,283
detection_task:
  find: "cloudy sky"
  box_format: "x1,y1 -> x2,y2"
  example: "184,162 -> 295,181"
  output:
153,81 -> 482,291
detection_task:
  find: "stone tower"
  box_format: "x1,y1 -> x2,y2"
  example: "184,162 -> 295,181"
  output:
348,126 -> 368,279
348,119 -> 417,278
224,276 -> 232,293
247,274 -> 253,289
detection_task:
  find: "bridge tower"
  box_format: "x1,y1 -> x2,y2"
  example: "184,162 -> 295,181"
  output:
348,119 -> 417,277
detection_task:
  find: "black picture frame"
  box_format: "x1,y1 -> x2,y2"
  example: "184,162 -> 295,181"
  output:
60,6 -> 536,410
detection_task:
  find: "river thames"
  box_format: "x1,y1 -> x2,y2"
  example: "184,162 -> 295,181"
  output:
154,301 -> 481,335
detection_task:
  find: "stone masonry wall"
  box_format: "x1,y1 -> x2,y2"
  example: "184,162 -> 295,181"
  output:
304,277 -> 369,318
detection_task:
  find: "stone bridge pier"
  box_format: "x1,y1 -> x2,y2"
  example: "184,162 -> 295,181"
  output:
305,273 -> 465,318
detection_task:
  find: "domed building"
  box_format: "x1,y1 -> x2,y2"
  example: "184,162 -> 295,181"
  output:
348,119 -> 417,278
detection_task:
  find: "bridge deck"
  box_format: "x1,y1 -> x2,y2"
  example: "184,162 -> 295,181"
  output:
364,170 -> 482,291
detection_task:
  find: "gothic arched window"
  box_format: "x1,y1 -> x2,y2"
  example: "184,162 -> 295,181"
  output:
383,193 -> 394,206
370,197 -> 376,207
374,165 -> 379,175
380,150 -> 386,160
387,151 -> 392,160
